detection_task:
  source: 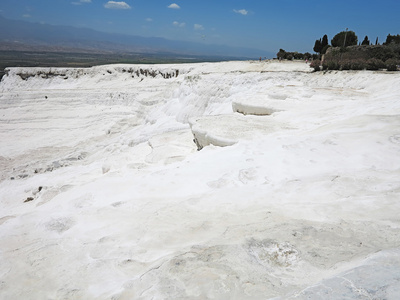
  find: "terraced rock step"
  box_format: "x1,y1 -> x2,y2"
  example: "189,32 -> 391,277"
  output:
232,95 -> 301,116
189,113 -> 290,149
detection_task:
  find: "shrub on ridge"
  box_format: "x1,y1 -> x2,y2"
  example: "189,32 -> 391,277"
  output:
322,59 -> 340,70
310,60 -> 321,71
366,58 -> 385,70
350,59 -> 366,70
340,59 -> 351,70
386,58 -> 399,71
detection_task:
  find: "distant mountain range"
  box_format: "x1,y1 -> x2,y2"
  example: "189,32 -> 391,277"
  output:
0,15 -> 273,59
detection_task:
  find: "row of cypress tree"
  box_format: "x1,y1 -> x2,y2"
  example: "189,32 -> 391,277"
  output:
313,32 -> 400,55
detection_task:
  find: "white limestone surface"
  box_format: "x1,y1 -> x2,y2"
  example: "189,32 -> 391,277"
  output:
0,61 -> 400,299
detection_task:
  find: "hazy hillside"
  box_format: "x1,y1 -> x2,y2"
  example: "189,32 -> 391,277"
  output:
0,15 -> 272,59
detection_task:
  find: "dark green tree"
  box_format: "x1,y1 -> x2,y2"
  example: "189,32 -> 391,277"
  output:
276,49 -> 287,59
304,52 -> 312,60
384,34 -> 400,45
375,37 -> 379,45
321,45 -> 331,54
313,39 -> 322,53
331,30 -> 358,47
361,36 -> 370,45
321,34 -> 329,48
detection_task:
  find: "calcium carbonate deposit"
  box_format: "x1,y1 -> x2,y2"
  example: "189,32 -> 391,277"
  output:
1,60 -> 400,299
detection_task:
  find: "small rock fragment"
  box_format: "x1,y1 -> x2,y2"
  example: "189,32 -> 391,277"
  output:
102,164 -> 111,174
24,197 -> 34,203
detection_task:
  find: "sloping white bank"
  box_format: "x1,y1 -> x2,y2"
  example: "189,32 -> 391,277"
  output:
0,61 -> 400,299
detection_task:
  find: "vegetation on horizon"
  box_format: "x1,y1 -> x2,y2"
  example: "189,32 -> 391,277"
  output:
277,31 -> 400,72
276,49 -> 315,61
315,32 -> 399,71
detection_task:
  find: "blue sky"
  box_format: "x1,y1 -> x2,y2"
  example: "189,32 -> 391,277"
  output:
1,0 -> 399,54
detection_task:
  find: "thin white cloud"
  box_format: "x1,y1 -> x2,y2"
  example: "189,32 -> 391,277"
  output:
22,14 -> 31,18
233,9 -> 248,15
71,0 -> 91,5
173,21 -> 186,28
146,18 -> 153,22
104,1 -> 131,9
194,24 -> 204,30
168,3 -> 180,9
